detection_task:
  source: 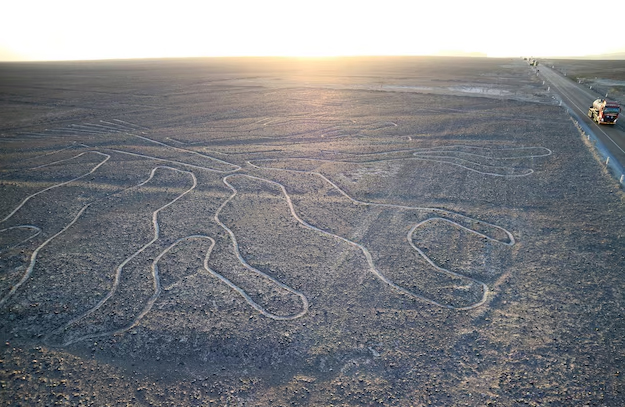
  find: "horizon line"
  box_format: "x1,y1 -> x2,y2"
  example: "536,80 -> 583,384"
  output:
2,53 -> 624,64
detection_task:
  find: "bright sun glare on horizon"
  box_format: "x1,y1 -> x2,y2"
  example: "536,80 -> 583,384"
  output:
1,0 -> 623,61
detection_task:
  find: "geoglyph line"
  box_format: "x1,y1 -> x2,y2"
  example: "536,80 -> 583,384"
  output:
411,145 -> 552,158
0,151 -> 111,223
407,218 -> 493,310
99,120 -> 139,131
7,119 -> 147,141
45,128 -> 109,136
69,124 -> 112,134
215,176 -> 309,320
0,204 -> 91,307
46,167 -> 199,345
132,134 -> 241,172
222,173 -> 507,310
111,119 -> 149,130
337,145 -> 552,159
0,143 -> 83,173
251,152 -> 536,177
0,163 -> 190,309
28,144 -> 82,161
55,236 -> 214,346
29,151 -> 102,170
108,149 -> 237,173
409,155 -> 533,177
1,120 -> 542,342
82,123 -> 125,132
51,163 -> 310,345
248,159 -> 515,246
0,225 -> 42,253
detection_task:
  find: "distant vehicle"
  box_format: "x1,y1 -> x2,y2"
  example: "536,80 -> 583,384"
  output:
587,99 -> 621,125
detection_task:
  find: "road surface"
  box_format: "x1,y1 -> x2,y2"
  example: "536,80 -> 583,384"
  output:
537,64 -> 625,170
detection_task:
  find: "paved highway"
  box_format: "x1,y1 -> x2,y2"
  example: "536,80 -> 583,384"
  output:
537,64 -> 625,170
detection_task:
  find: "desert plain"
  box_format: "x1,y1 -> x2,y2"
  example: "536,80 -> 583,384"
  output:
0,56 -> 624,406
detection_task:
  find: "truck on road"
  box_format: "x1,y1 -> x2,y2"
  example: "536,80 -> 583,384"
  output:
588,99 -> 621,125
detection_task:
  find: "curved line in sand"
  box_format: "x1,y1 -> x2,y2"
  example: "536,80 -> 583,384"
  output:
55,235 -> 214,346
243,160 -> 523,309
45,166 -> 198,345
251,153 -> 535,178
108,149 -> 241,174
0,151 -> 111,223
0,205 -> 91,307
132,134 -> 241,172
223,173 -> 510,311
0,225 -> 42,253
248,161 -> 515,246
215,175 -> 309,320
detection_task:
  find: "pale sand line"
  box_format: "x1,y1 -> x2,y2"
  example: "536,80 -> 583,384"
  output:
409,155 -> 533,176
251,154 -> 534,177
224,173 -> 506,310
81,123 -> 125,132
0,225 -> 42,253
261,116 -> 353,126
111,119 -> 149,130
411,156 -> 531,177
69,124 -> 113,134
132,134 -> 241,172
28,144 -> 82,161
4,137 -> 525,338
209,149 -> 284,156
58,236 -> 216,346
407,218 -> 492,310
29,151 -> 103,170
412,145 -> 552,157
0,205 -> 91,307
99,120 -> 137,130
45,166 -> 198,345
166,137 -> 187,145
0,143 -> 82,175
0,135 -> 48,141
0,151 -> 111,223
335,145 -> 553,159
108,149 -> 238,173
369,122 -> 398,130
215,176 -> 309,320
74,123 -> 122,133
48,127 -> 109,135
248,161 -> 515,245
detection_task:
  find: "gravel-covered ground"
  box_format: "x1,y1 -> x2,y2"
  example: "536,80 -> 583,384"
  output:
1,56 -> 624,406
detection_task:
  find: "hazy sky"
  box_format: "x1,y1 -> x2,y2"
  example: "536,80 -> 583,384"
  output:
1,0 -> 623,61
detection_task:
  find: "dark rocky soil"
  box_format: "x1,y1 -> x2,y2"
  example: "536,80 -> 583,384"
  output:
1,56 -> 624,406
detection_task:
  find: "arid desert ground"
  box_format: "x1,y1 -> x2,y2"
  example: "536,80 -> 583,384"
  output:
1,57 -> 624,406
